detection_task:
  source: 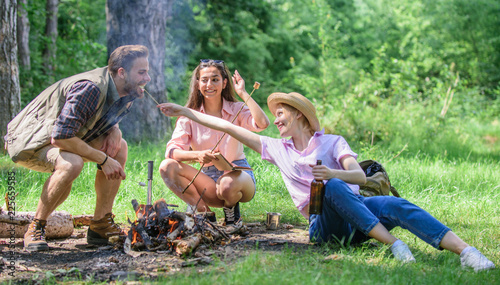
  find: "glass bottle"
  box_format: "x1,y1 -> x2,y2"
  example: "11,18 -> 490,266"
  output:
309,160 -> 325,215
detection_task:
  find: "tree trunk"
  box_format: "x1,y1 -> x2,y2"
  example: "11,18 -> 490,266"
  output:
17,0 -> 30,69
106,0 -> 172,143
0,0 -> 21,148
17,0 -> 32,89
43,0 -> 58,78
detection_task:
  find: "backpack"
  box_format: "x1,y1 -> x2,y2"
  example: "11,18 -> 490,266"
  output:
358,160 -> 400,197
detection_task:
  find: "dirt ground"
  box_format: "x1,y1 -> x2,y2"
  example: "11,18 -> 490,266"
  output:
0,222 -> 312,284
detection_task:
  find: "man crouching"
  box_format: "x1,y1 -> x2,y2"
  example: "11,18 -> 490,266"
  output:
4,45 -> 151,251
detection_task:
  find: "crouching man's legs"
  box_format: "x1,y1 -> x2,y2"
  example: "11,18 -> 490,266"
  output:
24,149 -> 85,251
87,138 -> 128,245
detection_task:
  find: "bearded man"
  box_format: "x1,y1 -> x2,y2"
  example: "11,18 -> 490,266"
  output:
5,45 -> 151,251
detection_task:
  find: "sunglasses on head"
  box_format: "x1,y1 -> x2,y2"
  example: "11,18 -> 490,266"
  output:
200,59 -> 224,64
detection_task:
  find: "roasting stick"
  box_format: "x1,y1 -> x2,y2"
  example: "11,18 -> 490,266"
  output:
145,89 -> 161,105
181,82 -> 261,194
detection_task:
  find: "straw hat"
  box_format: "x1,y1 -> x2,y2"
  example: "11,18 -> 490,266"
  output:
267,92 -> 320,132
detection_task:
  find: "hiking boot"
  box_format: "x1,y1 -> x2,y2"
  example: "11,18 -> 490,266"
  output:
24,219 -> 49,251
460,246 -> 495,272
223,202 -> 241,226
87,213 -> 124,245
390,240 -> 416,263
224,220 -> 246,235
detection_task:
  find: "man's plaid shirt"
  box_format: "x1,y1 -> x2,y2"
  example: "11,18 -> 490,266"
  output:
52,81 -> 100,139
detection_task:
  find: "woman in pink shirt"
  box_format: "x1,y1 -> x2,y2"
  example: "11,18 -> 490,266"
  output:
159,59 -> 269,228
157,92 -> 495,271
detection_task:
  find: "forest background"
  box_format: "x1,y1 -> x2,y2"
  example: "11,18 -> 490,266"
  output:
3,0 -> 499,158
1,0 -> 499,242
0,0 -> 499,283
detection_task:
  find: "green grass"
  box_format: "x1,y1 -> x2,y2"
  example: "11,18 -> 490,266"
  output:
1,114 -> 499,284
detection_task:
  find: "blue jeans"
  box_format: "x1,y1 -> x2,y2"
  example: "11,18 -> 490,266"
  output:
201,158 -> 256,184
309,178 -> 450,249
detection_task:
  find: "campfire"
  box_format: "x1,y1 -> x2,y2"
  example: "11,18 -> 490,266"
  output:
123,161 -> 229,256
124,198 -> 229,256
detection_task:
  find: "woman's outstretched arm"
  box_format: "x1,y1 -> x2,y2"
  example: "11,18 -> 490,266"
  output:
158,103 -> 263,154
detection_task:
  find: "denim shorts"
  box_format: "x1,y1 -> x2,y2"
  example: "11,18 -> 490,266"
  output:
202,158 -> 256,185
309,178 -> 450,248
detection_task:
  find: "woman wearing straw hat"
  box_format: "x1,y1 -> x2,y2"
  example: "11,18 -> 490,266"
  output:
158,60 -> 269,229
157,92 -> 495,271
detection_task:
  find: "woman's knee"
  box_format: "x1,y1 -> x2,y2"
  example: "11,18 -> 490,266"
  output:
159,158 -> 180,178
217,172 -> 254,202
325,178 -> 350,195
217,176 -> 237,198
364,195 -> 412,215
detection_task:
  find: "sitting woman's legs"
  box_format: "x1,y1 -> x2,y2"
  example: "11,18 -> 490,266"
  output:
363,195 -> 450,249
159,158 -> 221,211
309,178 -> 383,244
217,170 -> 255,207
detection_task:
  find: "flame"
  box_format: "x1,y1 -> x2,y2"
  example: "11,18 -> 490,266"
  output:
130,201 -> 184,247
168,219 -> 178,233
132,231 -> 139,244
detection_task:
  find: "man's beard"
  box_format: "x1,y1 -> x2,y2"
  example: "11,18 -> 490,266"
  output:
123,77 -> 143,98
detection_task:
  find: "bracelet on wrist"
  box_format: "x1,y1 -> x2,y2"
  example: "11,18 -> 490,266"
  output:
97,154 -> 108,170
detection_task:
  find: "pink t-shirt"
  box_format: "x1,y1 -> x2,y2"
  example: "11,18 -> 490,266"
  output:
166,99 -> 266,164
260,129 -> 359,218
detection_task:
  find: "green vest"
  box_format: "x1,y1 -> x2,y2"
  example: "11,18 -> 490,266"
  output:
5,67 -> 119,162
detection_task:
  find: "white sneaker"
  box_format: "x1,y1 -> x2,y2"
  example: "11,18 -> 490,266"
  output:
460,246 -> 495,272
390,240 -> 416,263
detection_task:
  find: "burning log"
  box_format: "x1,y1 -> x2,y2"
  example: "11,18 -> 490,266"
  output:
125,198 -> 230,256
134,223 -> 153,249
153,198 -> 173,221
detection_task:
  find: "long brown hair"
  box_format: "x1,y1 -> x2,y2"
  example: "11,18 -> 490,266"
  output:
185,60 -> 236,110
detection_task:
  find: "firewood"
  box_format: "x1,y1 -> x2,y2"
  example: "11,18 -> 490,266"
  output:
174,233 -> 202,255
125,198 -> 232,254
153,198 -> 173,221
166,221 -> 184,241
0,211 -> 73,238
206,220 -> 230,240
0,213 -> 30,225
168,211 -> 194,231
134,223 -> 153,249
169,211 -> 187,221
201,226 -> 220,242
131,199 -> 140,212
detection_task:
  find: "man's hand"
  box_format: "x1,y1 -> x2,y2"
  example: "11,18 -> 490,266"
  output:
100,156 -> 126,180
51,136 -> 126,181
100,126 -> 122,157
